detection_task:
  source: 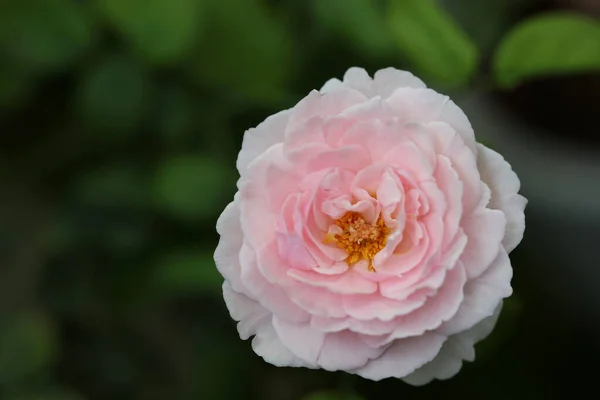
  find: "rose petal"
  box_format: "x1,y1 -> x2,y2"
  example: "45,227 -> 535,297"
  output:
323,117 -> 356,148
427,122 -> 482,214
287,88 -> 368,133
237,109 -> 290,175
214,196 -> 246,294
340,96 -> 394,121
461,208 -> 506,279
252,321 -> 312,368
283,116 -> 325,153
342,67 -> 375,97
382,141 -> 434,182
342,290 -> 429,321
318,330 -> 386,371
272,317 -> 326,365
434,155 -> 463,248
288,268 -> 378,295
386,87 -> 476,154
286,280 -> 347,318
439,249 -> 512,336
307,145 -> 371,173
373,68 -> 427,98
240,243 -> 311,323
223,282 -> 310,368
320,78 -> 344,93
403,302 -> 503,386
373,263 -> 467,345
223,282 -> 269,340
477,144 -> 527,253
239,145 -> 288,250
352,332 -> 447,381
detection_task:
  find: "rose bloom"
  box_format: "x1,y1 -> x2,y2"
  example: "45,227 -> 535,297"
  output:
214,67 -> 527,384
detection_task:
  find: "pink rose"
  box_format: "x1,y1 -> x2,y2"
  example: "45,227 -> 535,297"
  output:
214,67 -> 527,384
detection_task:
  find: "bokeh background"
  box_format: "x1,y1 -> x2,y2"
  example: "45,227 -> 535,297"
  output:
1,0 -> 599,399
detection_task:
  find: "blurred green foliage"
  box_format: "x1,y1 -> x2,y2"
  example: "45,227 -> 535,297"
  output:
0,0 -> 95,75
148,249 -> 223,297
77,55 -> 152,136
0,0 -> 597,399
311,0 -> 394,60
0,313 -> 57,387
96,0 -> 204,65
493,12 -> 600,87
191,0 -> 294,103
152,154 -> 234,221
387,0 -> 478,87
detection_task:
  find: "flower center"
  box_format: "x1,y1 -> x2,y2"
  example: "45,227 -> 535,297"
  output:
327,212 -> 390,272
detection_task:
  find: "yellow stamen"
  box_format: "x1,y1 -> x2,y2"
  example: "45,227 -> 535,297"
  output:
325,212 -> 390,272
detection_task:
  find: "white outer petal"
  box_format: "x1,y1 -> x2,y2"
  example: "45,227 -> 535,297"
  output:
223,283 -> 310,368
373,67 -> 427,97
438,249 -> 512,336
477,143 -> 528,253
402,302 -> 503,386
320,67 -> 428,99
236,109 -> 290,176
214,195 -> 247,295
351,332 -> 447,381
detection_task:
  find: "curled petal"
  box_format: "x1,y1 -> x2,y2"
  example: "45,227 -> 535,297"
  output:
237,110 -> 290,175
272,317 -> 325,365
287,88 -> 368,133
386,88 -> 476,154
214,197 -> 246,294
477,144 -> 527,253
352,332 -> 447,381
288,268 -> 378,295
224,283 -> 311,368
241,244 -> 311,323
427,122 -> 482,214
461,208 -> 506,279
342,67 -> 376,97
439,249 -> 512,336
369,264 -> 467,346
403,302 -> 503,386
373,67 -> 427,97
318,330 -> 387,371
307,145 -> 371,173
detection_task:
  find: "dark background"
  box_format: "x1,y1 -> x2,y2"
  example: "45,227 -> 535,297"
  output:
1,0 -> 599,399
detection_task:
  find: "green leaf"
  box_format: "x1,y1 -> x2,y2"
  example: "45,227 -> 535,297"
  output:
302,391 -> 364,400
493,12 -> 600,88
191,0 -> 293,102
152,155 -> 235,221
386,0 -> 478,87
0,313 -> 58,385
150,250 -> 222,295
95,0 -> 204,65
438,0 -> 532,55
77,55 -> 151,137
312,0 -> 394,58
0,0 -> 95,75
